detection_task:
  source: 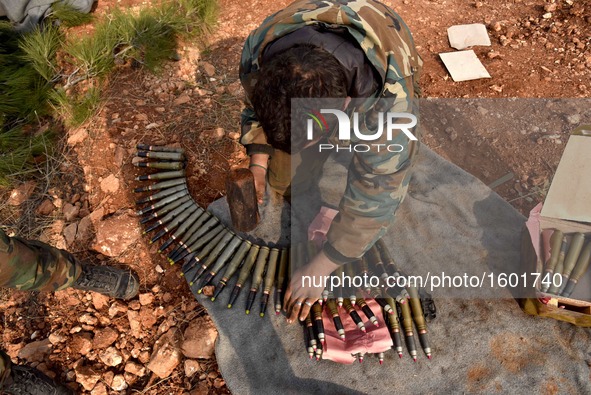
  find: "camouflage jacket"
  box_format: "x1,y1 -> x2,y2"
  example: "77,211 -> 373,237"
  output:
239,0 -> 423,261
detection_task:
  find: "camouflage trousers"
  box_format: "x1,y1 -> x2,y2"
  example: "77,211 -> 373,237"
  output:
0,230 -> 82,386
0,350 -> 11,387
0,228 -> 81,292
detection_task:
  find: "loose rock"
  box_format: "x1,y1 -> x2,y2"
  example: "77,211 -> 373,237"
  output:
36,199 -> 56,216
93,213 -> 141,256
124,361 -> 146,377
93,327 -> 119,349
17,339 -> 51,362
146,328 -> 182,379
181,316 -> 218,359
100,174 -> 120,194
75,365 -> 101,391
8,181 -> 36,206
184,359 -> 200,378
99,346 -> 123,367
111,374 -> 128,391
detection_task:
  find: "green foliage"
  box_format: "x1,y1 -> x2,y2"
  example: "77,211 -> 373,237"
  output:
19,25 -> 62,82
0,0 -> 217,188
0,127 -> 53,186
65,0 -> 217,74
66,23 -> 118,79
50,86 -> 101,128
47,3 -> 95,27
0,25 -> 53,127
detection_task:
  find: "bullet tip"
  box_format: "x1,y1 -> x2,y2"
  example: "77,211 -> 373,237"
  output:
260,313 -> 265,317
398,354 -> 403,358
361,328 -> 366,333
275,311 -> 280,315
427,355 -> 432,360
413,357 -> 417,362
379,360 -> 383,365
227,304 -> 232,309
179,273 -> 184,277
245,310 -> 250,315
197,289 -> 202,294
210,297 -> 216,302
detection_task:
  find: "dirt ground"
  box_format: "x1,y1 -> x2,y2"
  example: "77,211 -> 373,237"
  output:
0,0 -> 589,394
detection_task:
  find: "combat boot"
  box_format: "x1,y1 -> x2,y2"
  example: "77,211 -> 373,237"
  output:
73,264 -> 140,300
2,365 -> 72,395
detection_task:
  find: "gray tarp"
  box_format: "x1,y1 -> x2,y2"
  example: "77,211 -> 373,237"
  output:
205,146 -> 591,394
0,0 -> 95,32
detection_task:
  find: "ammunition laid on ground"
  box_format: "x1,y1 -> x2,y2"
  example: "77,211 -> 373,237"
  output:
135,161 -> 185,170
174,224 -> 224,266
134,178 -> 186,193
371,288 -> 395,314
274,248 -> 289,314
140,194 -> 192,224
143,199 -> 194,234
136,169 -> 186,181
228,245 -> 262,308
303,318 -> 314,359
343,298 -> 365,333
150,202 -> 199,244
171,217 -> 221,263
192,231 -> 235,283
137,150 -> 185,161
385,298 -> 403,358
158,208 -> 205,252
344,261 -> 357,305
327,298 -> 345,340
136,190 -> 189,216
245,246 -> 270,314
134,147 -> 436,364
198,236 -> 244,293
356,297 -> 379,327
136,144 -> 185,154
260,248 -> 280,317
399,300 -> 418,361
334,266 -> 344,307
312,302 -> 325,344
214,244 -> 260,301
408,286 -> 432,359
135,184 -> 188,204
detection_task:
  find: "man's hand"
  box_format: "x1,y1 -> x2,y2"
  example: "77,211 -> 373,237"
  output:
249,153 -> 269,204
283,249 -> 340,323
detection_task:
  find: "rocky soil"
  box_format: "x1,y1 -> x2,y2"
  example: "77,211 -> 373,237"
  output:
0,0 -> 589,394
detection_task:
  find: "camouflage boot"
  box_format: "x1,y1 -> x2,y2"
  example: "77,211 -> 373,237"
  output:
2,365 -> 72,395
73,264 -> 140,300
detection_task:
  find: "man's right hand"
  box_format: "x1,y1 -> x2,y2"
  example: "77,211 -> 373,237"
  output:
249,153 -> 269,204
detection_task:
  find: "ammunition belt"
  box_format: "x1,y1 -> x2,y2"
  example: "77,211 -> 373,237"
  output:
133,143 -> 435,362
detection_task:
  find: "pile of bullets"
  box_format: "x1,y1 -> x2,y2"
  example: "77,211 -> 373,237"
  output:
300,239 -> 436,362
133,143 -> 436,362
541,230 -> 591,297
133,144 -> 288,316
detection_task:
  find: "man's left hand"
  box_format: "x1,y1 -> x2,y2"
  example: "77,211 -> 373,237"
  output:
283,249 -> 340,323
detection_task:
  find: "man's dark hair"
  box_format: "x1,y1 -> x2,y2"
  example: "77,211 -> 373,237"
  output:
251,44 -> 347,154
